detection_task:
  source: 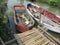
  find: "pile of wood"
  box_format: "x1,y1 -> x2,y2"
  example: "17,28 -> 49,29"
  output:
14,26 -> 60,45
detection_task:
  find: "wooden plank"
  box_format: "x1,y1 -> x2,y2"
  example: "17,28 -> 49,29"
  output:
23,35 -> 44,45
20,32 -> 40,42
37,26 -> 60,44
0,37 -> 5,45
16,29 -> 36,38
14,28 -> 57,45
5,38 -> 16,45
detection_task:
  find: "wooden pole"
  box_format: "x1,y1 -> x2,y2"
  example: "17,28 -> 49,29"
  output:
0,37 -> 5,45
5,38 -> 16,45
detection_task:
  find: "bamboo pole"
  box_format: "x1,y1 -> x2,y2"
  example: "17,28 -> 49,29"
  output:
37,26 -> 60,45
5,38 -> 16,45
0,37 -> 5,45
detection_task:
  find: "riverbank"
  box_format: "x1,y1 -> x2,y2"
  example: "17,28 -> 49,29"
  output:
33,2 -> 60,16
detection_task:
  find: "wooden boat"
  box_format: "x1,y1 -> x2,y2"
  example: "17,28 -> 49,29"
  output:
14,5 -> 34,32
14,26 -> 60,45
25,3 -> 60,33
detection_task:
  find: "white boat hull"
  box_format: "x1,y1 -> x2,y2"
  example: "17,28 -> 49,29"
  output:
25,2 -> 60,33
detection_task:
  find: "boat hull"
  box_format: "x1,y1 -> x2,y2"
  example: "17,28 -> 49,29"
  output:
25,3 -> 60,33
14,5 -> 34,32
16,25 -> 29,32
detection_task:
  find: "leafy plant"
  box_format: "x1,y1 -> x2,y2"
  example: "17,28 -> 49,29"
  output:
30,0 -> 36,2
49,0 -> 57,6
0,0 -> 11,42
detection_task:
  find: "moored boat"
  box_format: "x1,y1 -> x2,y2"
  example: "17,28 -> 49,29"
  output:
14,5 -> 34,32
25,3 -> 60,33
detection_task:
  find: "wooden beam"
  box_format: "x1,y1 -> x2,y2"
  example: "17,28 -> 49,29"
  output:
0,37 -> 5,45
5,38 -> 16,45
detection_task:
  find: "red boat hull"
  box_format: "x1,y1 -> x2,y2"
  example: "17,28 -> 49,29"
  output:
14,5 -> 29,32
16,25 -> 29,32
31,5 -> 60,24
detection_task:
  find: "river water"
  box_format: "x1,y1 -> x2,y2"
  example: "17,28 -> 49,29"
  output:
7,0 -> 20,9
7,0 -> 60,41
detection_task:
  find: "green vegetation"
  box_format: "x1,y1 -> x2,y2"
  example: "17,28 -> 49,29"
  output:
0,1 -> 7,29
38,0 -> 60,8
29,0 -> 60,8
0,0 -> 3,4
0,0 -> 12,42
48,0 -> 57,6
30,0 -> 36,2
0,14 -> 8,42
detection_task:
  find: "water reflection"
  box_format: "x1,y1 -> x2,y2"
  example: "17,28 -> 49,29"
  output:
7,0 -> 20,10
47,30 -> 60,41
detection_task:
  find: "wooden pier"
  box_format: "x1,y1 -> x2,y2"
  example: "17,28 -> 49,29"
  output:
14,26 -> 60,45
